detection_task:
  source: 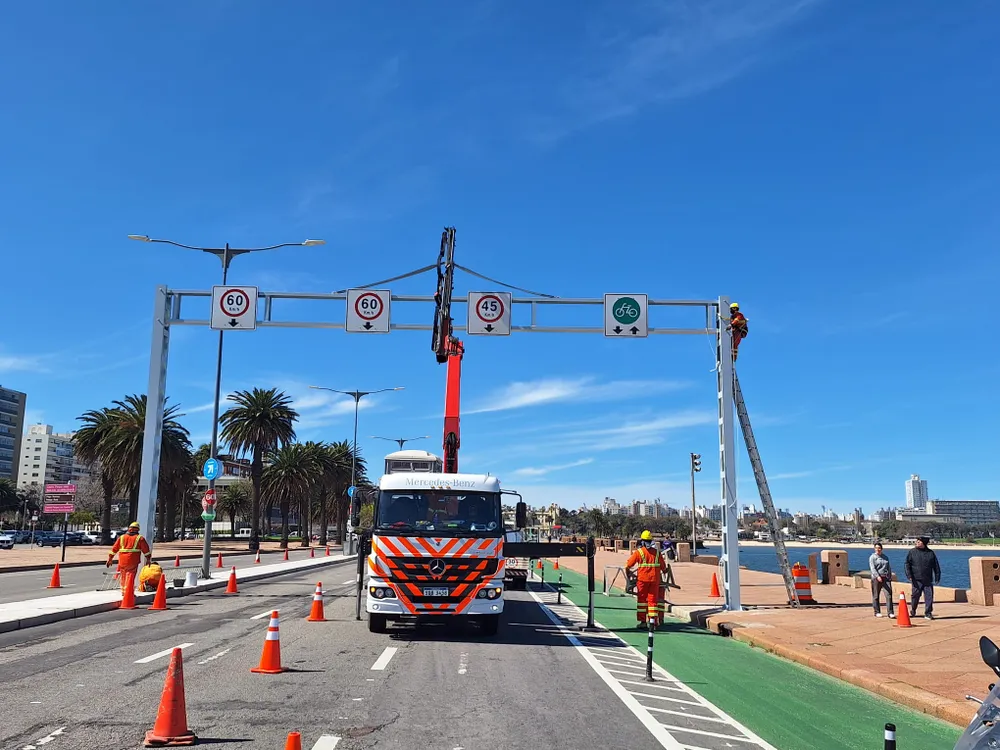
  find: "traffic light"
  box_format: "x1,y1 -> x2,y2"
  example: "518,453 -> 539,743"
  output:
691,453 -> 702,473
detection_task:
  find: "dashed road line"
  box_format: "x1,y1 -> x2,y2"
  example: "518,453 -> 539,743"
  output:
370,646 -> 398,671
21,725 -> 66,749
251,609 -> 276,620
458,651 -> 469,675
197,647 -> 232,665
311,735 -> 341,749
529,587 -> 777,750
134,643 -> 194,664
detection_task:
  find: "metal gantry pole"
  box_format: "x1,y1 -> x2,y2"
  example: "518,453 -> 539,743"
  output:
717,295 -> 741,611
690,461 -> 697,558
201,245 -> 230,580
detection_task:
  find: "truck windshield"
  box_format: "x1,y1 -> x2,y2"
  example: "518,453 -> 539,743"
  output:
376,491 -> 502,535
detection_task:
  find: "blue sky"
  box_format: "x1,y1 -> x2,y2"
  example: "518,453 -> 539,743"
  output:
1,1 -> 998,514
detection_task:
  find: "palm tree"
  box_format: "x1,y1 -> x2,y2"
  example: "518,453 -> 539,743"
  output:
0,478 -> 18,517
218,479 -> 252,535
74,407 -> 120,544
98,394 -> 191,523
262,443 -> 314,547
301,441 -> 340,547
219,388 -> 298,549
161,448 -> 196,541
327,440 -> 365,544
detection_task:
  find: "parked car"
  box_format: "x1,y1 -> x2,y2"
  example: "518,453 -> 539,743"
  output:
0,533 -> 14,550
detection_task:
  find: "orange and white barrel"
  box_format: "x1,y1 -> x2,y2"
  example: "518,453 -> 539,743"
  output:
792,563 -> 815,604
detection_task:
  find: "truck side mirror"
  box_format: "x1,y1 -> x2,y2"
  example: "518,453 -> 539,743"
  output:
350,496 -> 362,530
515,501 -> 527,530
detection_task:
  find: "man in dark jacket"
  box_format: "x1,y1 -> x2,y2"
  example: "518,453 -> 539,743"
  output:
904,536 -> 942,620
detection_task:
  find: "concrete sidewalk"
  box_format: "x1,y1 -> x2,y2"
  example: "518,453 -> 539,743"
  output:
555,548 -> 996,728
0,552 -> 358,634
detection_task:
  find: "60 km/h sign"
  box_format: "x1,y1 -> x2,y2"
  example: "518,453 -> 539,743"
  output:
210,286 -> 259,331
603,293 -> 648,337
467,291 -> 512,335
346,289 -> 391,333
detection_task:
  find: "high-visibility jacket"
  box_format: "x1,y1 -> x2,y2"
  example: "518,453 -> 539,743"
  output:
732,312 -> 748,337
626,545 -> 667,585
139,563 -> 163,592
110,532 -> 150,569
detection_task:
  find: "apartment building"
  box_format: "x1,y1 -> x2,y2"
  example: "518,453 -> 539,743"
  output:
17,424 -> 92,489
0,386 -> 27,481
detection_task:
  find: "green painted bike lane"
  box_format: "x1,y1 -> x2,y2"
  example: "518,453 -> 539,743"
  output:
536,561 -> 961,750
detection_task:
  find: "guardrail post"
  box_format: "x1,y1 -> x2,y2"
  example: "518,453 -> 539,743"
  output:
645,621 -> 655,682
883,723 -> 896,750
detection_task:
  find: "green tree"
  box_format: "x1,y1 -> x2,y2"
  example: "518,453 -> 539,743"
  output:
218,479 -> 252,535
328,440 -> 365,544
263,443 -> 315,547
0,478 -> 18,522
73,407 -> 120,544
220,387 -> 299,549
161,447 -> 196,541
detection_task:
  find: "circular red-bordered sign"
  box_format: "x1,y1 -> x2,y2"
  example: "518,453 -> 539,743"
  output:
475,294 -> 505,323
354,292 -> 385,321
219,288 -> 251,318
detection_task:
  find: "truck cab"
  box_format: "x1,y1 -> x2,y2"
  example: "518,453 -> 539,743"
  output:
365,468 -> 506,635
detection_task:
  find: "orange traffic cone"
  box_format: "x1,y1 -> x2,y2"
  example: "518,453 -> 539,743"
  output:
254,550 -> 261,564
284,732 -> 303,750
325,546 -> 330,557
144,647 -> 196,746
553,560 -> 560,571
310,547 -> 315,558
251,610 -> 287,674
306,582 -> 326,622
536,559 -> 543,570
47,563 -> 62,589
897,593 -> 912,628
174,555 -> 181,567
225,566 -> 239,594
216,552 -> 223,569
283,548 -> 289,561
709,572 -> 721,598
149,574 -> 169,611
120,570 -> 138,610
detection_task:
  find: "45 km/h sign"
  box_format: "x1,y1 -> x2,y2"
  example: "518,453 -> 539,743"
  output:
604,293 -> 648,337
467,291 -> 512,335
210,286 -> 259,331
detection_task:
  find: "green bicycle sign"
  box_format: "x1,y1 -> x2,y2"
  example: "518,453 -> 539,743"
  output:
612,297 -> 641,325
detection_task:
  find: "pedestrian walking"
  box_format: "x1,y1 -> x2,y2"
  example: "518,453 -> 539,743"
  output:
904,536 -> 941,620
625,530 -> 668,629
869,542 -> 895,618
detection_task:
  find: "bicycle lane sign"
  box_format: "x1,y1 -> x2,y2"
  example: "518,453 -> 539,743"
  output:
603,293 -> 648,337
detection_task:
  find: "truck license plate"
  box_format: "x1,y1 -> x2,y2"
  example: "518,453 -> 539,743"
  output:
423,587 -> 449,597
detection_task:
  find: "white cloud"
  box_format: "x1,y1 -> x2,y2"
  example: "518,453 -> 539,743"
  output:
274,381 -> 381,432
22,409 -> 45,427
511,477 -> 700,510
511,458 -> 595,477
0,353 -> 48,374
182,402 -> 216,415
466,376 -> 691,414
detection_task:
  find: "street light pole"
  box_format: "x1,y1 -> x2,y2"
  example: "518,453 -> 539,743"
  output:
129,235 -> 325,579
371,436 -> 431,450
308,385 -> 404,541
690,453 -> 701,558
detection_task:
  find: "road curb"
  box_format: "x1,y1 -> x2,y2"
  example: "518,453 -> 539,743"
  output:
0,547 -> 339,574
0,555 -> 357,635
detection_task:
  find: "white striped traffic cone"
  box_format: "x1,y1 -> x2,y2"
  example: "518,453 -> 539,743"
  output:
250,611 -> 287,674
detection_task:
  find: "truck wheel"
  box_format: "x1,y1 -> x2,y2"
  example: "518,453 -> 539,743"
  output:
368,613 -> 387,634
478,615 -> 500,636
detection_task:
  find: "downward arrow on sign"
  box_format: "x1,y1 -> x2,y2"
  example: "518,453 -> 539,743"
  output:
485,324 -> 494,332
229,319 -> 239,327
363,322 -> 373,330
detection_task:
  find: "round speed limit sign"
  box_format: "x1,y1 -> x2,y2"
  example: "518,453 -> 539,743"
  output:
354,292 -> 384,320
476,294 -> 505,323
219,289 -> 251,318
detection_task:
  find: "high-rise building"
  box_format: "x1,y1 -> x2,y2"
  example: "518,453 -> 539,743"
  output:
0,386 -> 27,482
17,424 -> 93,490
905,474 -> 929,510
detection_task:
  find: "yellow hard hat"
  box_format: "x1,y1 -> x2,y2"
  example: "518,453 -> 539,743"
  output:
730,302 -> 740,309
640,530 -> 652,541
129,522 -> 140,530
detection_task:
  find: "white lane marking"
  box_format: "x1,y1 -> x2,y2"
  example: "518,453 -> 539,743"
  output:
531,589 -> 777,750
658,724 -> 749,741
370,647 -> 398,671
134,643 -> 194,664
251,609 -> 276,620
341,579 -> 354,585
458,651 -> 469,675
528,589 -> 684,750
197,647 -> 232,665
645,706 -> 731,724
21,726 -> 66,749
311,736 -> 341,749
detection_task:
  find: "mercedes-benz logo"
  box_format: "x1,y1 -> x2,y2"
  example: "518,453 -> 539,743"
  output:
428,559 -> 447,577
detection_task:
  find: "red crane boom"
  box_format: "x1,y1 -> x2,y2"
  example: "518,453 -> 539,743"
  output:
442,337 -> 464,474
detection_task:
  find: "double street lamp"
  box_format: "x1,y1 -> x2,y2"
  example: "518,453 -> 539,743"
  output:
371,435 -> 430,450
307,386 -> 404,534
129,234 -> 325,579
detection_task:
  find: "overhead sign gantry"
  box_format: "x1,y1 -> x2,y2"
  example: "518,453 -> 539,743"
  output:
136,228 -> 745,610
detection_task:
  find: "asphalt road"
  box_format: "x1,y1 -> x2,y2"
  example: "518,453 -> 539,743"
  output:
0,565 -> 674,750
0,548 -> 315,605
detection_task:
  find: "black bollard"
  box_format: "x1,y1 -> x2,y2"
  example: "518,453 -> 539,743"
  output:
557,569 -> 563,605
884,723 -> 896,750
645,621 -> 655,682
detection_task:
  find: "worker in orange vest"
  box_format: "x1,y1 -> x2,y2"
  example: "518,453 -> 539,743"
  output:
729,302 -> 749,361
107,521 -> 151,593
625,530 -> 668,629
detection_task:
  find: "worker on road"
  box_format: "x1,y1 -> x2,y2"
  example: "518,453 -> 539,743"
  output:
107,521 -> 151,593
625,530 -> 668,629
730,303 -> 748,361
138,560 -> 164,593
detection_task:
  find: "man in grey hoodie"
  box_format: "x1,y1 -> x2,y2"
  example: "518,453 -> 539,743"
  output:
869,542 -> 895,618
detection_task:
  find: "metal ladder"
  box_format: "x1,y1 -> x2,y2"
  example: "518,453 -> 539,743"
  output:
732,371 -> 800,606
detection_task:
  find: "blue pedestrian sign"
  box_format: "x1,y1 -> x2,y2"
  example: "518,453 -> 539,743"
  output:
203,458 -> 221,481
347,485 -> 356,498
